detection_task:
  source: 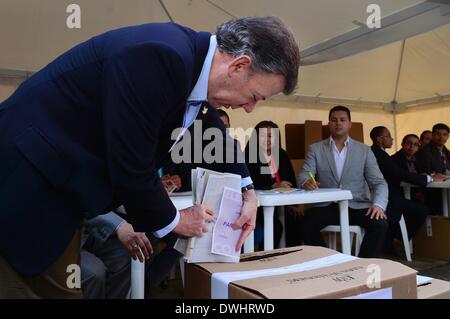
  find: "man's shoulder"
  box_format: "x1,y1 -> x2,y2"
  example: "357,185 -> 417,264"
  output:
310,139 -> 329,149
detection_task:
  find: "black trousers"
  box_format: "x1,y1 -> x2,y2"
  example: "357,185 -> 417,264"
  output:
386,198 -> 429,241
302,204 -> 388,258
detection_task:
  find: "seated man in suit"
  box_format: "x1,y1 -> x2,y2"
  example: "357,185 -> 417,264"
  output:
369,127 -> 446,252
392,134 -> 421,173
298,105 -> 389,258
392,134 -> 424,202
419,130 -> 432,149
81,212 -> 151,299
415,123 -> 450,214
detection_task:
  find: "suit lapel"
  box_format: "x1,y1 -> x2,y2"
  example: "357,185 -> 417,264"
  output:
323,139 -> 340,183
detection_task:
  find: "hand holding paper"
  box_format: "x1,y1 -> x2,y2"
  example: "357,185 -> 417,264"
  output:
232,188 -> 257,251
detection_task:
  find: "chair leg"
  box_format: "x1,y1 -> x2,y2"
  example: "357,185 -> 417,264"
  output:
330,232 -> 337,250
399,215 -> 412,262
349,233 -> 354,255
179,257 -> 185,287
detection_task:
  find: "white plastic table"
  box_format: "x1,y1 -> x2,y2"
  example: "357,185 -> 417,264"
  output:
130,188 -> 353,299
402,180 -> 450,217
243,189 -> 353,255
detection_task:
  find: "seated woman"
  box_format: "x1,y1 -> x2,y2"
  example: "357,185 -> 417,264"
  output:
244,121 -> 303,249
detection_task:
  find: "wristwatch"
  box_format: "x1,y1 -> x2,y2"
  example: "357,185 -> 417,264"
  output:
241,183 -> 255,193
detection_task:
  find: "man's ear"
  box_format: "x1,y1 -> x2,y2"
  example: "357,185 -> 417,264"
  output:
227,55 -> 252,77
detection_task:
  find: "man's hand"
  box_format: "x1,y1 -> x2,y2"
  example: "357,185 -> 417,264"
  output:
116,222 -> 153,262
173,204 -> 214,237
272,180 -> 293,189
301,179 -> 320,190
232,189 -> 257,252
365,205 -> 387,220
432,173 -> 447,182
171,175 -> 182,190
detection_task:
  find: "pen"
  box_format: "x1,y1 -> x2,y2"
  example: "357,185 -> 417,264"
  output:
308,172 -> 318,187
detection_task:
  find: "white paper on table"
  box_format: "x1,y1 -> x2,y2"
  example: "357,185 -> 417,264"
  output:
211,187 -> 243,258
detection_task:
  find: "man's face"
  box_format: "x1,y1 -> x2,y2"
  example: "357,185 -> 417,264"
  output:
379,128 -> 394,149
208,56 -> 285,113
328,111 -> 351,138
220,115 -> 230,128
420,132 -> 432,146
432,129 -> 449,147
402,136 -> 419,157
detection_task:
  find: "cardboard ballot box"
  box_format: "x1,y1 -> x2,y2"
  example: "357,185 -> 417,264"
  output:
413,217 -> 450,261
185,246 -> 417,299
418,278 -> 450,299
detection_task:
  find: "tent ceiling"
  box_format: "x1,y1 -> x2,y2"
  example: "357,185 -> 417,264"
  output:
0,0 -> 449,107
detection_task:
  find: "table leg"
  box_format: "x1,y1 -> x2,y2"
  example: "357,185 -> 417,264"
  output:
277,206 -> 286,248
130,258 -> 145,299
243,231 -> 255,253
263,206 -> 275,251
403,185 -> 411,200
443,189 -> 449,218
338,200 -> 351,255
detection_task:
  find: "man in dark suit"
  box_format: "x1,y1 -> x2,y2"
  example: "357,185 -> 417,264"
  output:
415,123 -> 450,214
0,17 -> 300,298
369,126 -> 446,250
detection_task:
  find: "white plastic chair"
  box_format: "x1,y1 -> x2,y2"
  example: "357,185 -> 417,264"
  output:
322,215 -> 412,261
321,225 -> 365,256
399,215 -> 412,262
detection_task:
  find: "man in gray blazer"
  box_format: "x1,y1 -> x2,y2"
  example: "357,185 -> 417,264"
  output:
298,106 -> 389,257
81,212 -> 152,298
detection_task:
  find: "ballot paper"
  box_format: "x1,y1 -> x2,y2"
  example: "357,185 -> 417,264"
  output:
211,187 -> 243,259
174,168 -> 242,263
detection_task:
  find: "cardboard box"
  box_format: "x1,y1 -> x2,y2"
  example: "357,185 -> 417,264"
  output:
185,246 -> 417,299
418,278 -> 450,299
413,216 -> 450,261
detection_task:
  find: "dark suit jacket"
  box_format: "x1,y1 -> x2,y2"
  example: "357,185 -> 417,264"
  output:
415,142 -> 450,174
0,23 -> 249,276
391,150 -> 418,172
371,145 -> 427,221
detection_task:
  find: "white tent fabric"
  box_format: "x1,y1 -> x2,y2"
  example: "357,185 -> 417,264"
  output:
1,0 -> 450,151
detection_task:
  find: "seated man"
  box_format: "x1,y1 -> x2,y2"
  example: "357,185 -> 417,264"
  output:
419,130 -> 432,149
369,126 -> 446,250
298,105 -> 389,258
81,212 -> 152,299
391,134 -> 421,173
392,134 -> 424,201
416,123 -> 450,214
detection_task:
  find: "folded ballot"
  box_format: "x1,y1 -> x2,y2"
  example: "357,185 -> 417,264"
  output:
174,168 -> 243,263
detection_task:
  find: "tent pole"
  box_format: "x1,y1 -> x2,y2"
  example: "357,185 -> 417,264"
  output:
158,0 -> 174,22
392,108 -> 398,152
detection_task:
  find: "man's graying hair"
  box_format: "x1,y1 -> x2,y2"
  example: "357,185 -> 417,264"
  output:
216,16 -> 300,95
